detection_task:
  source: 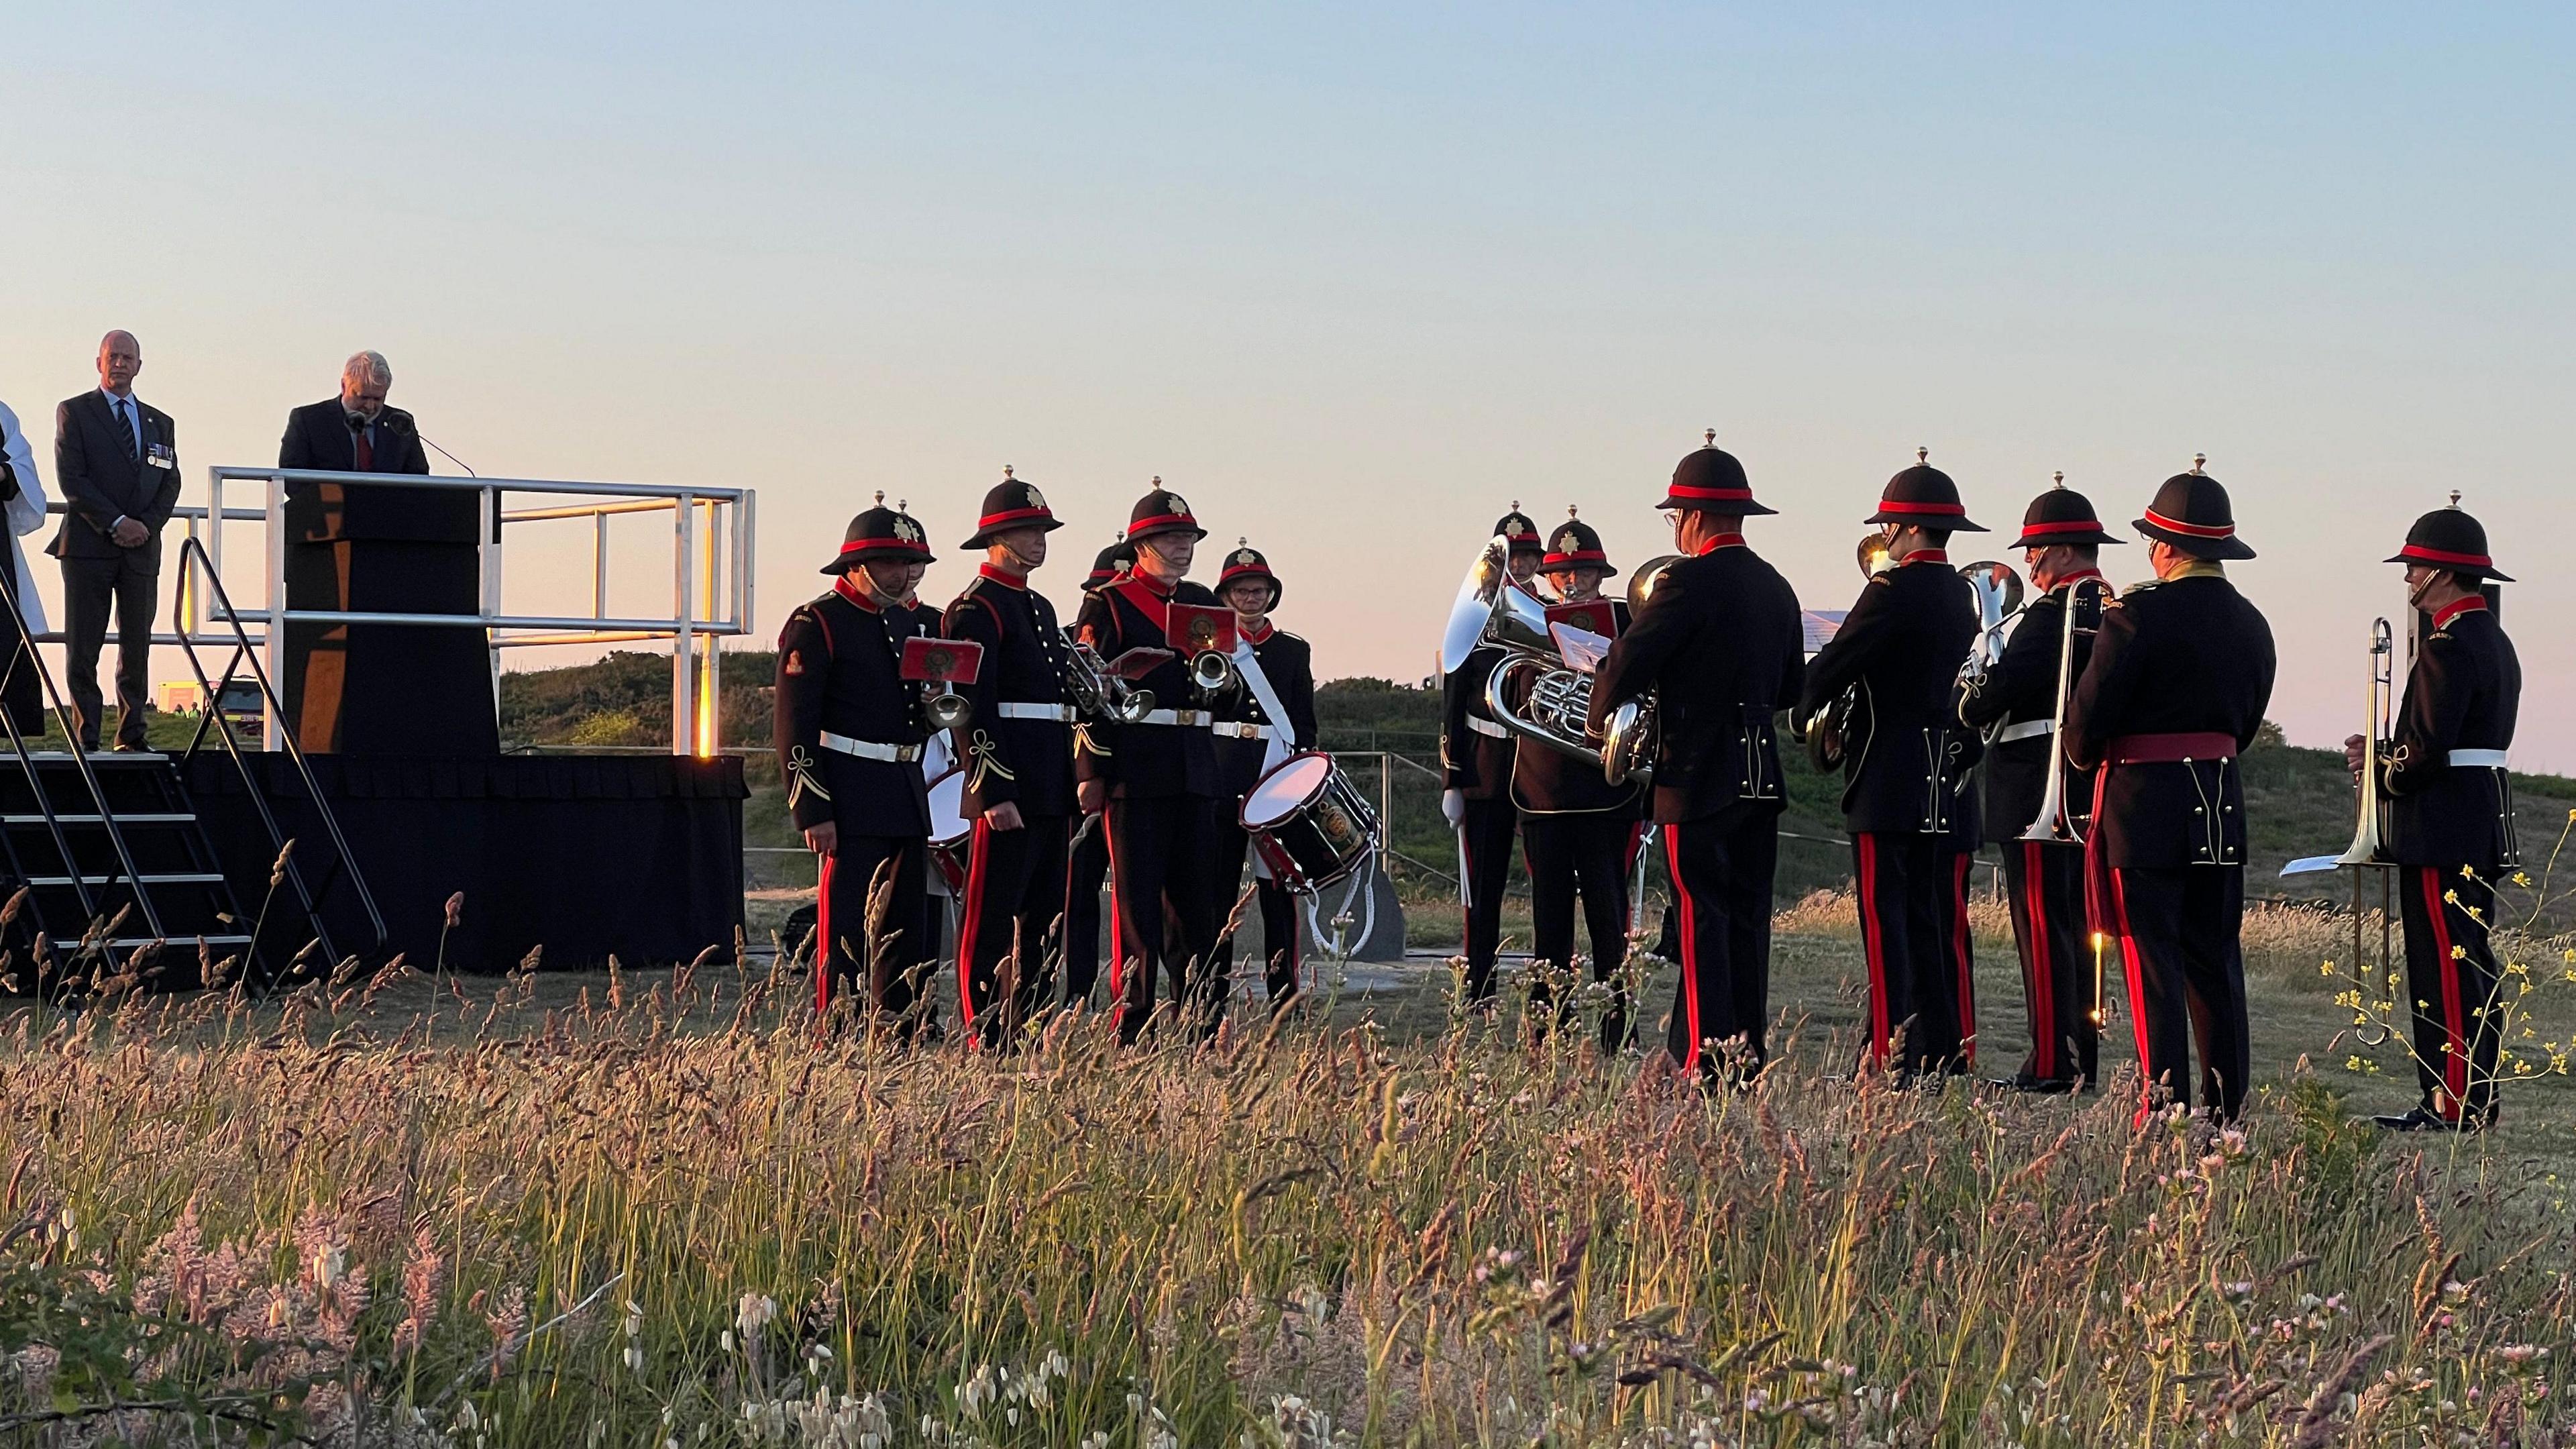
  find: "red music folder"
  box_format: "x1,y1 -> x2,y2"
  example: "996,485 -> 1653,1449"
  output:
1544,599 -> 1617,640
899,636 -> 984,685
1165,602 -> 1239,657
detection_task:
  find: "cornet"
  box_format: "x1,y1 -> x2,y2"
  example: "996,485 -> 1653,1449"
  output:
1189,647 -> 1239,703
2018,576 -> 2113,844
1061,629 -> 1156,724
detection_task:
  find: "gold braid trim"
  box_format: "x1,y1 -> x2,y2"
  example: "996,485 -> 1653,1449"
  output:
1074,722 -> 1112,759
965,729 -> 1018,793
785,744 -> 832,811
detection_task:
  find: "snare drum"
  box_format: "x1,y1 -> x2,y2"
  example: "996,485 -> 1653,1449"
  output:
1240,752 -> 1380,895
924,766 -> 973,895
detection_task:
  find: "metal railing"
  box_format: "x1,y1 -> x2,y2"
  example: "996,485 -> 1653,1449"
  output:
176,468 -> 758,755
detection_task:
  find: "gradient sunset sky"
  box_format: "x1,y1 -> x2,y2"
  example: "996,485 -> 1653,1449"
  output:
1,5 -> 2568,766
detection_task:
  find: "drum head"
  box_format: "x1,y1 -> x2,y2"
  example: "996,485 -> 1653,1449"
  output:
1242,753 -> 1333,828
925,768 -> 971,846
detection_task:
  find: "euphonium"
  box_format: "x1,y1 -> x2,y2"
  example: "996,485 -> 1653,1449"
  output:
2018,576 -> 2113,844
1448,545 -> 1654,786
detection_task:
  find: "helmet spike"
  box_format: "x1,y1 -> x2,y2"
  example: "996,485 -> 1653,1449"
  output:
1511,499 -> 1522,513
1150,476 -> 1162,488
1002,464 -> 1014,480
2449,489 -> 2463,509
1566,504 -> 1578,519
1703,427 -> 1716,448
1238,535 -> 1248,548
873,490 -> 885,506
2053,471 -> 2065,489
896,498 -> 908,514
1917,446 -> 1929,466
2192,453 -> 2206,474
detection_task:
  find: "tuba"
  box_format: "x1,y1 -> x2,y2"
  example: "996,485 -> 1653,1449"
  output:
2282,619 -> 2394,876
2018,576 -> 2113,843
1444,541 -> 1652,786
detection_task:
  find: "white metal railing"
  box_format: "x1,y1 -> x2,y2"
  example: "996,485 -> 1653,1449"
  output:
148,468 -> 761,755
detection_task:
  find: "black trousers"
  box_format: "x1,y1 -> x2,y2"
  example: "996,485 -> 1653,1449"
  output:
58,549 -> 156,749
814,834 -> 931,1036
1522,812 -> 1635,1050
1210,814 -> 1304,1007
1061,816 -> 1110,1008
2001,839 -> 2098,1086
1104,794 -> 1221,1042
1661,804 -> 1779,1077
2103,864 -> 2250,1121
955,813 -> 1071,1048
2399,863 -> 2503,1125
1851,832 -> 1974,1077
1457,796 -> 1518,1002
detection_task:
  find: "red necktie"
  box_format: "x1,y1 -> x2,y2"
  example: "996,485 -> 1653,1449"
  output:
354,426 -> 374,470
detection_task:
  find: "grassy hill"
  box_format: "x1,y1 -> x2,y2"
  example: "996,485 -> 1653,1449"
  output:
502,650 -> 2576,929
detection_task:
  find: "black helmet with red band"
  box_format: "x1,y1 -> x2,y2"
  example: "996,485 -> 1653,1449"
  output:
1660,429 -> 1774,515
1493,504 -> 1544,557
959,466 -> 1063,549
2386,497 -> 2511,582
820,494 -> 934,573
1868,449 -> 1985,533
1541,511 -> 1617,577
1216,539 -> 1283,608
1125,479 -> 1208,544
1085,535 -> 1134,590
2014,474 -> 2123,549
2133,457 -> 2254,560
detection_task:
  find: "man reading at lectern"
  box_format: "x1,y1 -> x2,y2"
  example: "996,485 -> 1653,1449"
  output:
279,351 -> 497,755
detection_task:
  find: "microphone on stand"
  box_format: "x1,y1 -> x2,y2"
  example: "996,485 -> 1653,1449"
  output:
420,436 -> 476,477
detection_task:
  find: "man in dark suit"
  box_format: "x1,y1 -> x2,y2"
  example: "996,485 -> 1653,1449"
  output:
278,350 -> 496,755
50,331 -> 179,752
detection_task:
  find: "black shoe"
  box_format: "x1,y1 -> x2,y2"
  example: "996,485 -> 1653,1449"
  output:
2371,1106 -> 2479,1134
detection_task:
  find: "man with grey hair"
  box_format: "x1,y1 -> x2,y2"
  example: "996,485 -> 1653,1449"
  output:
50,330 -> 180,751
279,352 -> 495,753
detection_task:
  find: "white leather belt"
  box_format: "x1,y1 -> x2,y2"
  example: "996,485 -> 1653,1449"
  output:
996,702 -> 1079,722
818,731 -> 921,763
1996,720 -> 2053,743
1132,708 -> 1214,727
1467,716 -> 1507,739
1210,721 -> 1275,741
2449,749 -> 2508,768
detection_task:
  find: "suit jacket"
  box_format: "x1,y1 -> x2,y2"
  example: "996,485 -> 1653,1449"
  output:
1955,575 -> 2106,845
1213,625 -> 1318,798
2063,570 -> 2276,869
50,390 -> 179,566
1071,573 -> 1223,800
941,566 -> 1077,819
1800,557 -> 1979,836
775,578 -> 933,839
277,398 -> 468,543
1512,598 -> 1643,816
1589,543 -> 1805,827
2383,602 -> 2519,871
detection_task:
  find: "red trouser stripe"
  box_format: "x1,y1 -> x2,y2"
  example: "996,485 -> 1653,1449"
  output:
2021,841 -> 2056,1080
955,820 -> 993,1036
1856,835 -> 1890,1067
1949,851 -> 1976,1065
2108,867 -> 2155,1126
2418,867 -> 2469,1120
814,852 -> 836,1016
1663,823 -> 1702,1071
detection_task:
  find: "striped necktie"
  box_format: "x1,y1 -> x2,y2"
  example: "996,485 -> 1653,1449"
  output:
113,398 -> 138,462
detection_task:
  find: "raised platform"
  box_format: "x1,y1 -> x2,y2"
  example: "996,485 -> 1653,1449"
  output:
184,753 -> 746,972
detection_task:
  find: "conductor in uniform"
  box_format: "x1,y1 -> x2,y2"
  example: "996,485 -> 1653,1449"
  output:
1206,543 -> 1318,1009
2353,500 -> 2520,1132
1589,435 -> 1804,1082
1798,454 -> 1982,1079
1515,511 -> 1646,1049
1074,485 -> 1228,1041
1442,506 -> 1545,1006
1955,478 -> 2118,1092
2065,461 -> 2275,1124
775,499 -> 942,1032
1060,535 -> 1133,1009
942,469 -> 1078,1048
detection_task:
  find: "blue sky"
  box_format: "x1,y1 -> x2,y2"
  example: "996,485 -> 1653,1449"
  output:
1,4 -> 2569,765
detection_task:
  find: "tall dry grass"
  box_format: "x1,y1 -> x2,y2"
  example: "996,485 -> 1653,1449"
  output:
0,953 -> 2567,1447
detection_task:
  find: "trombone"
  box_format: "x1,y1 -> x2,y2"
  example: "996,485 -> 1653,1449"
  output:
2018,576 -> 2114,845
2282,618 -> 2398,1025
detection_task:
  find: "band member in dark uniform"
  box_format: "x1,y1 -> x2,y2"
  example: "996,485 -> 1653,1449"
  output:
1591,435 -> 1803,1081
1955,478 -> 2118,1092
1442,506 -> 1545,1005
2355,500 -> 2520,1132
1206,542 -> 1319,1009
1798,453 -> 1982,1079
943,468 -> 1077,1048
2065,461 -> 2275,1124
1061,536 -> 1132,1009
1073,485 -> 1228,1041
776,498 -> 941,1032
1515,511 -> 1646,1049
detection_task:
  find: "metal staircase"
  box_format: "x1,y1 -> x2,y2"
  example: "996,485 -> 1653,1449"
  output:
0,539 -> 384,996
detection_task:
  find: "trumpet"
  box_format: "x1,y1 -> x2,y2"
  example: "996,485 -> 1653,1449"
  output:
2017,576 -> 2113,843
921,686 -> 973,732
1061,629 -> 1156,724
1189,647 -> 1238,703
2283,618 -> 2394,876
